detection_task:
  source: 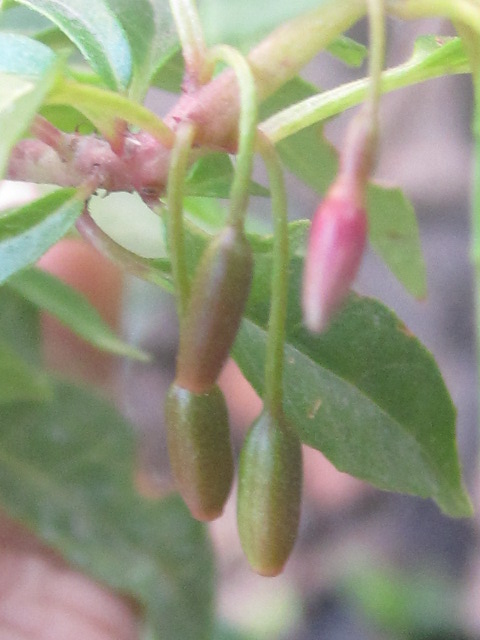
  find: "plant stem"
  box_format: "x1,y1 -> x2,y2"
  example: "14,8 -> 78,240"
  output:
206,45 -> 258,229
366,0 -> 385,127
257,135 -> 289,417
339,0 -> 385,188
166,123 -> 196,320
168,0 -> 207,86
260,38 -> 469,143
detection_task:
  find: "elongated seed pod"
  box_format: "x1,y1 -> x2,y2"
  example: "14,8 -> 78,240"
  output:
175,225 -> 253,394
237,410 -> 302,576
165,382 -> 234,521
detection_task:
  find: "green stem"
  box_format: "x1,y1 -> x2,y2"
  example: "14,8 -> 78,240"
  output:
260,38 -> 469,143
168,0 -> 207,84
206,45 -> 258,229
257,135 -> 289,417
166,123 -> 196,320
366,0 -> 385,126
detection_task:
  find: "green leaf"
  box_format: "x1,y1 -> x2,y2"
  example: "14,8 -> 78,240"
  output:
231,237 -> 471,516
0,34 -> 58,176
326,35 -> 367,67
0,4 -> 52,36
367,184 -> 427,298
105,0 -> 177,100
261,79 -> 427,297
0,339 -> 51,403
8,268 -> 150,361
0,381 -> 214,639
185,153 -> 269,198
15,0 -> 132,90
0,189 -> 83,284
0,31 -> 56,75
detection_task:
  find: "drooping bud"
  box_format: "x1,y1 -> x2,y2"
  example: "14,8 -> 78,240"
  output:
237,410 -> 302,577
165,382 -> 234,521
175,224 -> 253,394
302,177 -> 367,333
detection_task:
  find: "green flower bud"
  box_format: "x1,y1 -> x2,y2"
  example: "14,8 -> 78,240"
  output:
237,410 -> 302,576
176,225 -> 253,393
165,382 -> 234,521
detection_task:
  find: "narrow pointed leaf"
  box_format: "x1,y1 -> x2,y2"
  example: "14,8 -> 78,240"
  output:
367,184 -> 427,298
16,0 -> 132,90
0,189 -> 83,284
0,381 -> 214,639
8,268 -> 150,361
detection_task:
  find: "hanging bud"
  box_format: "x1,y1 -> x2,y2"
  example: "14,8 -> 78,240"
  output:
175,224 -> 253,394
302,176 -> 367,333
237,410 -> 302,577
165,382 -> 234,521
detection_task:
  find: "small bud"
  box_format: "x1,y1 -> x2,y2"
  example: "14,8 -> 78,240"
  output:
237,410 -> 302,577
176,225 -> 253,393
302,178 -> 367,333
165,382 -> 234,521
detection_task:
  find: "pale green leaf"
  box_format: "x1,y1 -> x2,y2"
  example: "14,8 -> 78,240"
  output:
0,34 -> 57,176
8,268 -> 150,361
0,189 -> 83,284
15,0 -> 132,90
105,0 -> 177,99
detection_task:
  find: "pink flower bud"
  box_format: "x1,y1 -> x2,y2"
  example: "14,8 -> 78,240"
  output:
302,182 -> 367,333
